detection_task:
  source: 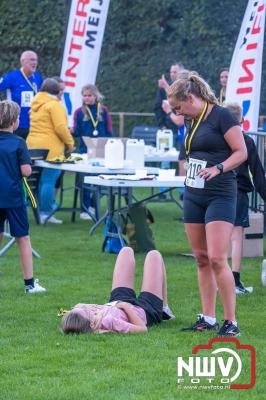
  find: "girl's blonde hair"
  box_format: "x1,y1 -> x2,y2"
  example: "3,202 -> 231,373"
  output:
167,72 -> 218,104
81,84 -> 104,121
0,100 -> 20,129
81,84 -> 104,103
61,310 -> 92,335
61,305 -> 103,335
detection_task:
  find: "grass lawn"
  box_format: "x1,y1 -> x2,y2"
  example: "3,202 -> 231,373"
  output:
0,174 -> 265,399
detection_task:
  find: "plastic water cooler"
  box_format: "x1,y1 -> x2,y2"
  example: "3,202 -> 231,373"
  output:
105,139 -> 124,169
126,139 -> 145,168
156,129 -> 173,151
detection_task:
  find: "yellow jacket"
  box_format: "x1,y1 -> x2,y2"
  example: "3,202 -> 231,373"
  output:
27,92 -> 74,160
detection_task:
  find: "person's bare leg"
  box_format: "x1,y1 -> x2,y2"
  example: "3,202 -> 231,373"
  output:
185,223 -> 217,317
0,232 -> 3,245
231,226 -> 244,273
112,247 -> 135,290
206,221 -> 236,321
15,236 -> 33,279
140,250 -> 164,299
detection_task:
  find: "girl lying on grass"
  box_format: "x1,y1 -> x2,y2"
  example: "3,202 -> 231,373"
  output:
61,247 -> 175,334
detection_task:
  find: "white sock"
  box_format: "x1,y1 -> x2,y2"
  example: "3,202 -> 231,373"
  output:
203,315 -> 216,325
231,320 -> 237,326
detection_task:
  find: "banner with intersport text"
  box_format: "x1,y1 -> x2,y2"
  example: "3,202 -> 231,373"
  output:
226,0 -> 266,132
60,0 -> 111,126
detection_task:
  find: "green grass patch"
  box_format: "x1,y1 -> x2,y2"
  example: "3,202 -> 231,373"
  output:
0,174 -> 265,399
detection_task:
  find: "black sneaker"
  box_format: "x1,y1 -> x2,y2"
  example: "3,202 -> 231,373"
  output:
181,314 -> 219,332
235,282 -> 253,294
218,320 -> 240,337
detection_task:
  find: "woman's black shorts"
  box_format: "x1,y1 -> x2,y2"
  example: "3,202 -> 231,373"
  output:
183,190 -> 236,224
109,287 -> 163,326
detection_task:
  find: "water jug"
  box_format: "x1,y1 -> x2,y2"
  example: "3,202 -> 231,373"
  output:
105,139 -> 124,169
156,129 -> 173,151
126,139 -> 145,168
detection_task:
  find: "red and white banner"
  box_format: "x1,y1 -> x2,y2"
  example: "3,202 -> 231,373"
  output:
60,0 -> 111,126
226,0 -> 266,132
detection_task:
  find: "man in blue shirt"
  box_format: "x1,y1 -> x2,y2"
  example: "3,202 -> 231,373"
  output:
0,100 -> 46,294
0,50 -> 43,139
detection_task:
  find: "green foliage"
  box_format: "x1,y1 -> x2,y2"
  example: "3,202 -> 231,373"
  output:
0,0 -> 266,117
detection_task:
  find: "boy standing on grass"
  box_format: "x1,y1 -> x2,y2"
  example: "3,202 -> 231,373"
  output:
0,100 -> 46,293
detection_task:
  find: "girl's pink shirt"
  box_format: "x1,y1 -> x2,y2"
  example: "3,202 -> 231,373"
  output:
76,303 -> 147,333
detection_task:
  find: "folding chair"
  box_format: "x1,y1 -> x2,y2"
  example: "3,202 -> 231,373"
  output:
131,125 -> 158,146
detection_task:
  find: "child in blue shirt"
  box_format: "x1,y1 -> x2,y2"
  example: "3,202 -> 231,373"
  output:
0,100 -> 46,293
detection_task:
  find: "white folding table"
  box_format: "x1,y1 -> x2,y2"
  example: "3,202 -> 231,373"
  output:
83,176 -> 185,245
34,160 -> 160,223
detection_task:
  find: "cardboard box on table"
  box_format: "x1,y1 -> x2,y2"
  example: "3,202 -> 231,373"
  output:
82,137 -> 127,159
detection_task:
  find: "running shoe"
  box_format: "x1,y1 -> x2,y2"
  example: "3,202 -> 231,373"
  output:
181,314 -> 219,332
25,279 -> 46,294
217,320 -> 240,337
162,305 -> 175,320
235,282 -> 253,294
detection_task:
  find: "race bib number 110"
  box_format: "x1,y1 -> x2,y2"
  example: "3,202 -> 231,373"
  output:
186,158 -> 207,189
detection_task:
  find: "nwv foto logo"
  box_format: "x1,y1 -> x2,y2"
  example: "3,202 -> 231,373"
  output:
177,338 -> 256,390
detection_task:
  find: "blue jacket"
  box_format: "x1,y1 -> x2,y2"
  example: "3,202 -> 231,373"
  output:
0,69 -> 43,129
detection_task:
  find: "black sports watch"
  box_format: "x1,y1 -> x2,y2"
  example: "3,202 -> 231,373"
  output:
216,163 -> 224,174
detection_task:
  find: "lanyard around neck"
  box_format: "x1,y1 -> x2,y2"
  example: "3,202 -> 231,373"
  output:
20,68 -> 37,94
184,102 -> 208,160
86,103 -> 101,129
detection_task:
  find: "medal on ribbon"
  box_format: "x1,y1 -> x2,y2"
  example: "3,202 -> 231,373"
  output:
86,103 -> 101,135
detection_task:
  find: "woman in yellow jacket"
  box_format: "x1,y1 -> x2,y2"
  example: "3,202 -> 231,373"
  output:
27,78 -> 74,224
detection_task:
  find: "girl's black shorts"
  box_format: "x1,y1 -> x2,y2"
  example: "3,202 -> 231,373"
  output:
109,287 -> 163,326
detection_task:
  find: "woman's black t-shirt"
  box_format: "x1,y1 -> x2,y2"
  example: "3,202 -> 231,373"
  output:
184,104 -> 239,197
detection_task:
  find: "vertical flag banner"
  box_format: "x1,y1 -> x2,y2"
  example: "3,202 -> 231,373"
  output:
226,0 -> 266,132
61,0 -> 111,126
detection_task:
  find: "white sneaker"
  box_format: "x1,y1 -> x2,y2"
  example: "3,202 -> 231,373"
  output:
40,214 -> 49,224
47,215 -> 63,224
25,279 -> 46,294
162,304 -> 176,320
88,207 -> 96,216
80,212 -> 92,221
235,285 -> 253,294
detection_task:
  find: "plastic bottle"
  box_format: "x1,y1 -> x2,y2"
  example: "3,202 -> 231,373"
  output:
104,139 -> 124,169
261,259 -> 266,286
126,139 -> 145,168
156,129 -> 173,151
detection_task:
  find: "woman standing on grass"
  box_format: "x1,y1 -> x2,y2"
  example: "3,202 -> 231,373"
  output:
167,72 -> 247,337
27,78 -> 74,224
62,247 -> 174,334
